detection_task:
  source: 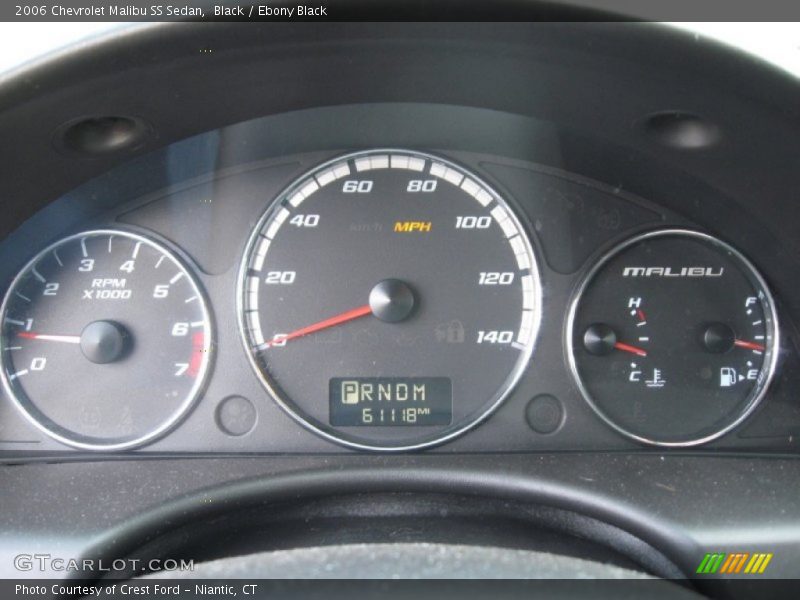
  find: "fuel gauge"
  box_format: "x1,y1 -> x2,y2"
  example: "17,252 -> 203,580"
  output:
567,229 -> 778,446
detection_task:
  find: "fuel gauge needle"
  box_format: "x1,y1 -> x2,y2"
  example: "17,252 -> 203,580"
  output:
734,339 -> 766,352
17,332 -> 81,344
614,342 -> 648,357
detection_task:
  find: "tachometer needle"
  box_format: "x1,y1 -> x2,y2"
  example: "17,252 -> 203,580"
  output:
17,332 -> 81,344
267,304 -> 373,348
614,342 -> 648,357
734,339 -> 766,352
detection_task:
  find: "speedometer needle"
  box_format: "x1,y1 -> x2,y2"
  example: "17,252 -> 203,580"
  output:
17,332 -> 81,344
267,304 -> 373,348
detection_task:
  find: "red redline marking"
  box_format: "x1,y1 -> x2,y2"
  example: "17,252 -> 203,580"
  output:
636,309 -> 647,322
267,304 -> 373,348
614,342 -> 648,357
188,332 -> 205,377
734,339 -> 766,352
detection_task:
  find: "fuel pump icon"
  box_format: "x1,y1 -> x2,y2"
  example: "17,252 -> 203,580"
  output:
720,367 -> 738,387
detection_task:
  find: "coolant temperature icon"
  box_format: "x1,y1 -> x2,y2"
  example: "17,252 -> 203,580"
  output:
627,364 -> 667,388
645,368 -> 666,388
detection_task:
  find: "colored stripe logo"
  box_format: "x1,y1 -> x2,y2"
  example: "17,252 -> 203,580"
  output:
696,552 -> 773,574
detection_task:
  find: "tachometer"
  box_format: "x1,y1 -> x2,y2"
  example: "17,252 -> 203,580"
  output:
0,230 -> 212,450
567,229 -> 778,446
239,150 -> 541,451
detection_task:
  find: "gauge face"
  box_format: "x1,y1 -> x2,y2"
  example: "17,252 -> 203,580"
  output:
568,229 -> 778,446
239,150 -> 540,451
0,230 -> 212,450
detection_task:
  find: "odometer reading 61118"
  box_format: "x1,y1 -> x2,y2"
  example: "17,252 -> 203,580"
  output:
329,377 -> 452,427
238,150 -> 541,451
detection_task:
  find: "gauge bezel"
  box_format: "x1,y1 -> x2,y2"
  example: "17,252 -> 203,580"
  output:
236,148 -> 542,452
565,228 -> 780,447
0,228 -> 214,451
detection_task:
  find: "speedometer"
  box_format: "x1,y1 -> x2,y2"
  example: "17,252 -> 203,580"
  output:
239,150 -> 541,451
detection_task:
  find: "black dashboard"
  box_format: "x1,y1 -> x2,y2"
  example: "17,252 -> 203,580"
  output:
1,20 -> 799,595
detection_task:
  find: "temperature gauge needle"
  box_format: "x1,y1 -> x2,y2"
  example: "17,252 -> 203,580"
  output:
267,304 -> 373,348
734,339 -> 766,352
614,342 -> 648,357
583,324 -> 648,357
17,332 -> 80,344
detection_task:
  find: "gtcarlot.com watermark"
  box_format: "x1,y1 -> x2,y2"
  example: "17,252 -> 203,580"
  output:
14,553 -> 194,574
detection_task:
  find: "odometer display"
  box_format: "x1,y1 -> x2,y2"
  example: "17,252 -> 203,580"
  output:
239,150 -> 541,451
329,377 -> 452,427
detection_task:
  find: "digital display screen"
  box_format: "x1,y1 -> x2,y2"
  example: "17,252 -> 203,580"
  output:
330,377 -> 452,426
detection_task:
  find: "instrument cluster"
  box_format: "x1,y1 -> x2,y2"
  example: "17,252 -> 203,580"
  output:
0,143 -> 789,455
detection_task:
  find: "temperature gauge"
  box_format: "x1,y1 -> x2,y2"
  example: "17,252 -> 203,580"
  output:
567,229 -> 778,446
